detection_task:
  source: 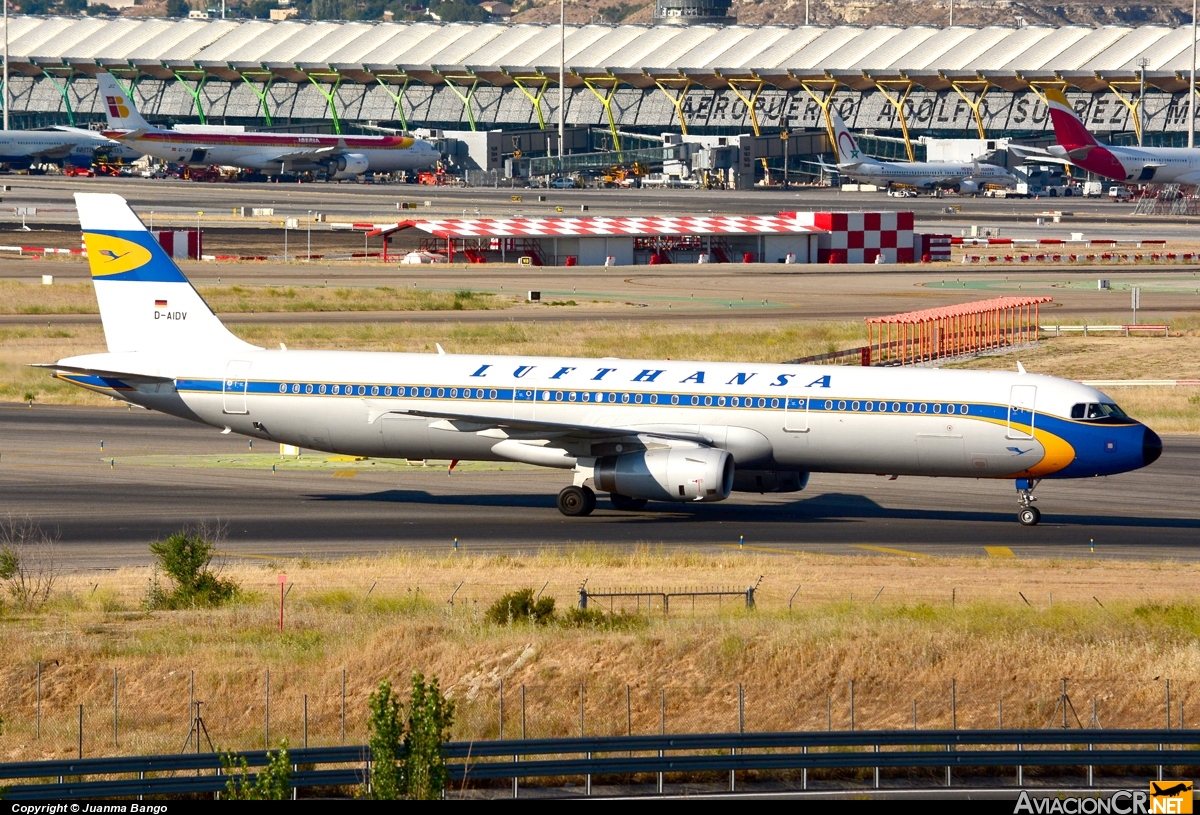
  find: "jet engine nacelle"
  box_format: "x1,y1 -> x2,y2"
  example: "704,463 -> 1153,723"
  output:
957,179 -> 982,194
594,447 -> 734,503
330,153 -> 369,179
732,469 -> 810,493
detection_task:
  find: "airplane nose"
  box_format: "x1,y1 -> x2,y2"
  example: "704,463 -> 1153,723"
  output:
1142,427 -> 1163,466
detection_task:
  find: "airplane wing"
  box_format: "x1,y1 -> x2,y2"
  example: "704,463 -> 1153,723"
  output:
260,146 -> 340,166
29,142 -> 77,160
366,402 -> 714,447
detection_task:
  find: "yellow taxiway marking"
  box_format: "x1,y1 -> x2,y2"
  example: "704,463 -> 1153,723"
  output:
332,470 -> 357,478
985,546 -> 1016,558
721,544 -> 808,555
851,545 -> 931,558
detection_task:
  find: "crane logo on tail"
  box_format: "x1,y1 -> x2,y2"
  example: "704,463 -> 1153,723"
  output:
84,233 -> 153,277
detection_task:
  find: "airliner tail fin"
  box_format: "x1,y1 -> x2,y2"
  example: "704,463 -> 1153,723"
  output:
1044,88 -> 1100,151
96,73 -> 153,132
830,112 -> 878,166
76,193 -> 258,355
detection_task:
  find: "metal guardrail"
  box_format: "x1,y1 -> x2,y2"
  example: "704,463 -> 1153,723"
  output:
2,729 -> 1198,799
1040,324 -> 1170,337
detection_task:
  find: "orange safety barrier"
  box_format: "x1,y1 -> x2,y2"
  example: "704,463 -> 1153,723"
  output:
865,296 -> 1052,366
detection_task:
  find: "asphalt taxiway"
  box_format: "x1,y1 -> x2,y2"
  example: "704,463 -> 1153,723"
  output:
2,404 -> 1195,569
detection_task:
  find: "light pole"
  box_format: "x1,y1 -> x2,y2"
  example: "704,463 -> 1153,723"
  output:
781,130 -> 789,190
559,0 -> 564,174
1191,0 -> 1198,148
1138,57 -> 1148,147
4,0 -> 9,131
307,210 -> 312,262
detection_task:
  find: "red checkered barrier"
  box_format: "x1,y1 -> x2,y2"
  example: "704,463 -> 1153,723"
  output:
785,211 -> 915,263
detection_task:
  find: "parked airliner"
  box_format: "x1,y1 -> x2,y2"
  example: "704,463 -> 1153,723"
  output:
96,74 -> 439,179
42,193 -> 1161,525
1009,88 -> 1200,184
0,126 -> 140,168
830,113 -> 1015,192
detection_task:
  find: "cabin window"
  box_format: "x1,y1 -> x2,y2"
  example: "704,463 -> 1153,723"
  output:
671,395 -> 679,405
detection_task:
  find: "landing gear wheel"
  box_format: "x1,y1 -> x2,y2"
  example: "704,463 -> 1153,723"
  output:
557,485 -> 595,517
1018,507 -> 1041,526
609,493 -> 649,511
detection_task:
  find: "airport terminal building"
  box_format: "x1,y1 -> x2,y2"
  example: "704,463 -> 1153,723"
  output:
4,16 -> 1199,159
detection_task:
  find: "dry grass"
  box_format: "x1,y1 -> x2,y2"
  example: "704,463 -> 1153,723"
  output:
0,548 -> 1197,760
0,280 -> 512,314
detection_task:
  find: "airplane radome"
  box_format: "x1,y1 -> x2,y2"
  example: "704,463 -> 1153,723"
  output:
43,193 -> 1163,526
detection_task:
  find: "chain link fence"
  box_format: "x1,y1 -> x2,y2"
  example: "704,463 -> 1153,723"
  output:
2,666 -> 1193,763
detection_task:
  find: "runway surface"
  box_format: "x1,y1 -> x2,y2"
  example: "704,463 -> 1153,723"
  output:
2,404 -> 1196,569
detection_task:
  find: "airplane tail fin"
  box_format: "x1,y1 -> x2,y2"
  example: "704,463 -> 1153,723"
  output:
829,112 -> 877,165
75,192 -> 258,355
96,73 -> 153,132
1043,88 -> 1099,151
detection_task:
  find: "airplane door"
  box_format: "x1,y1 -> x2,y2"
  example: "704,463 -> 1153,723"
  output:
1138,166 -> 1158,182
513,379 -> 539,420
189,149 -> 207,164
1007,385 -> 1036,440
222,360 -> 251,415
783,392 -> 809,432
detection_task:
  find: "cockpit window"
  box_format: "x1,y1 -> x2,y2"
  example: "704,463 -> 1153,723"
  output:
1071,402 -> 1129,421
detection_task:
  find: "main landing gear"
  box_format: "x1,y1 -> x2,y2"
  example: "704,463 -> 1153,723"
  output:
1016,478 -> 1041,526
557,485 -> 596,517
557,487 -> 650,516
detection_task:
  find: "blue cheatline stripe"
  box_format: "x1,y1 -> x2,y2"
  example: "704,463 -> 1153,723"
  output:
177,376 -> 1138,432
59,373 -> 133,391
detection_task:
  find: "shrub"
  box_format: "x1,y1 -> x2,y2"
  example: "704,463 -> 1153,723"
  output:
366,679 -> 404,800
145,527 -> 239,610
364,673 -> 455,800
404,672 -> 455,800
485,588 -> 555,626
222,740 -> 292,800
0,517 -> 59,611
561,606 -> 648,630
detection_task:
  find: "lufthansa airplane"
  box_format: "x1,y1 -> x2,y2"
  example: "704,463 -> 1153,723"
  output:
42,194 -> 1162,526
96,73 -> 439,179
830,113 -> 1015,193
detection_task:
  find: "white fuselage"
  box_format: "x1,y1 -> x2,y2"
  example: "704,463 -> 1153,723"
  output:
0,129 -> 140,165
61,349 -> 1147,484
109,130 -> 440,174
838,161 -> 1015,190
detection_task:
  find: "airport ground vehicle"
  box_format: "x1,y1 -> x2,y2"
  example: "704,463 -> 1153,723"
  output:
1109,186 -> 1134,201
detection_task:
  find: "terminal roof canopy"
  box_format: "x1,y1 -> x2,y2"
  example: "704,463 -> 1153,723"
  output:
5,16 -> 1199,91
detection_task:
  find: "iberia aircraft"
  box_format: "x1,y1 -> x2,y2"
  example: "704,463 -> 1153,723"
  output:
43,194 -> 1162,526
96,73 -> 439,178
1009,88 -> 1200,184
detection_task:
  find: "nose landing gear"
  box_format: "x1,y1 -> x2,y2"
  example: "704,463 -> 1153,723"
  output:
1016,478 -> 1041,526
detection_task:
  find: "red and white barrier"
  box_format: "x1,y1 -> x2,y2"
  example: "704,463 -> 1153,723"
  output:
156,230 -> 202,260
